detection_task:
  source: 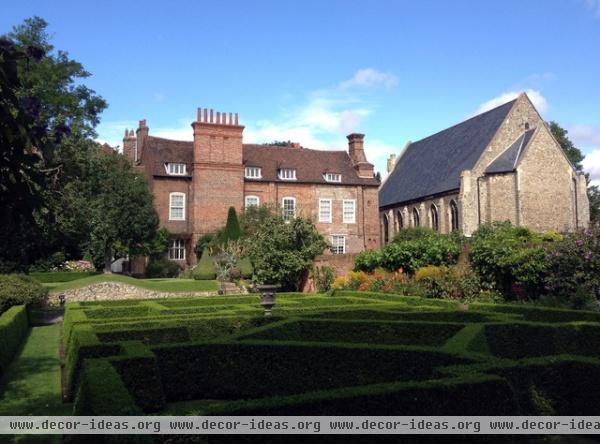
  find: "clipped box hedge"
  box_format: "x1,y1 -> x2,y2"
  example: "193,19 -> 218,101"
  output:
153,342 -> 469,402
238,319 -> 465,347
0,305 -> 29,375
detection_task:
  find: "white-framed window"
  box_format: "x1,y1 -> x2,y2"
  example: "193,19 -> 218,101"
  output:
282,197 -> 296,221
324,172 -> 342,183
245,166 -> 262,179
278,168 -> 297,180
331,235 -> 346,254
245,195 -> 260,208
343,199 -> 356,224
318,199 -> 332,223
165,163 -> 186,175
168,239 -> 186,260
169,192 -> 186,221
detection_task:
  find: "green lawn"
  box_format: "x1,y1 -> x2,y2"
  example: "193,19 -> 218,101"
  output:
0,324 -> 68,444
43,274 -> 218,293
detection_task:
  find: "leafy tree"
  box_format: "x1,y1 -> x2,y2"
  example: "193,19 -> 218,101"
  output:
549,122 -> 584,171
84,150 -> 159,271
549,121 -> 599,222
0,17 -> 107,270
244,209 -> 327,290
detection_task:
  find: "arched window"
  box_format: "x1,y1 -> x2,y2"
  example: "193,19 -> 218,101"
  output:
383,214 -> 389,244
430,204 -> 439,231
412,208 -> 420,227
397,210 -> 404,231
450,200 -> 459,231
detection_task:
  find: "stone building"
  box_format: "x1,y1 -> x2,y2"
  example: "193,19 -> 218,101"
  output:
123,108 -> 380,267
379,93 -> 589,242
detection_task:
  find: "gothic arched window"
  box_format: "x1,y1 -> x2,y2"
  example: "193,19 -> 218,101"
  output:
397,210 -> 404,231
431,204 -> 439,231
383,214 -> 390,244
450,200 -> 459,231
412,208 -> 420,227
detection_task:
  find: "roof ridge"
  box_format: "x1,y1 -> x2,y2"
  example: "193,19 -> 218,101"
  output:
243,144 -> 348,154
148,135 -> 193,144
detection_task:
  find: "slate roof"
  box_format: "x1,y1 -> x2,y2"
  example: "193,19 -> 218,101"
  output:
485,128 -> 535,174
142,136 -> 378,186
379,99 -> 516,208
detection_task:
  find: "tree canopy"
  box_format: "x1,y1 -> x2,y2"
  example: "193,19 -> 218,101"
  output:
0,17 -> 159,271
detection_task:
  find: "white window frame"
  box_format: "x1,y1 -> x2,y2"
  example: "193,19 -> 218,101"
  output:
245,195 -> 260,208
168,239 -> 186,260
169,192 -> 186,221
331,235 -> 346,255
278,168 -> 297,180
318,199 -> 332,223
245,166 -> 262,179
343,199 -> 356,224
324,172 -> 342,183
282,197 -> 296,221
165,163 -> 187,176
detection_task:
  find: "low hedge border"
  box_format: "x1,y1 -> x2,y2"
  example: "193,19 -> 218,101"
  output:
152,341 -> 470,402
198,374 -> 518,416
0,305 -> 29,375
237,319 -> 465,347
110,341 -> 166,413
73,358 -> 152,444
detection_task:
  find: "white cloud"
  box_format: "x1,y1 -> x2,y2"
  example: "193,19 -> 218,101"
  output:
584,0 -> 600,17
476,89 -> 549,115
583,148 -> 600,186
339,68 -> 398,91
569,124 -> 600,147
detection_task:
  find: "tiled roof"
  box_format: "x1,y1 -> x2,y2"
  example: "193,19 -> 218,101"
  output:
243,144 -> 379,186
141,136 -> 378,186
143,136 -> 193,178
485,128 -> 535,174
379,99 -> 516,207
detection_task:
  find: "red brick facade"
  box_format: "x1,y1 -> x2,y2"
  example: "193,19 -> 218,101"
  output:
124,108 -> 380,267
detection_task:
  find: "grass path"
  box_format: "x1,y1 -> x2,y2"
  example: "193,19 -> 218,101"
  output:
43,274 -> 218,293
0,324 -> 68,443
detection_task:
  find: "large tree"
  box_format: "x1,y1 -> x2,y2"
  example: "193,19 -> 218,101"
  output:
84,149 -> 159,271
0,17 -> 160,271
549,121 -> 599,223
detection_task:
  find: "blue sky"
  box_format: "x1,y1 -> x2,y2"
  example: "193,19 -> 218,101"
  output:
2,0 -> 600,183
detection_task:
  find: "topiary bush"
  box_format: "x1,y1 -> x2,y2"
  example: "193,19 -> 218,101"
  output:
192,248 -> 216,280
237,256 -> 253,279
0,305 -> 29,375
0,274 -> 48,314
144,257 -> 181,278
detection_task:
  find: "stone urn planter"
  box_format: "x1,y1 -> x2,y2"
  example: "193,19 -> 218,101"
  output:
256,284 -> 278,316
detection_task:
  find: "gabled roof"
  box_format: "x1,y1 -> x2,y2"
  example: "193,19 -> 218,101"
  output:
141,136 -> 379,186
379,99 -> 516,207
485,128 -> 535,174
243,145 -> 379,186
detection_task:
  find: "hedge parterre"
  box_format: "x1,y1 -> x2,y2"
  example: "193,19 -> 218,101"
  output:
65,290 -> 600,424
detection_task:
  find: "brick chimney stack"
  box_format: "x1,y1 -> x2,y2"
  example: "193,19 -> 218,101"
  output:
347,133 -> 374,178
122,129 -> 137,163
136,119 -> 149,162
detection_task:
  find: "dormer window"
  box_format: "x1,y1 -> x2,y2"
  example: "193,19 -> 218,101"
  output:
166,163 -> 186,175
245,166 -> 262,179
324,172 -> 342,183
278,168 -> 297,180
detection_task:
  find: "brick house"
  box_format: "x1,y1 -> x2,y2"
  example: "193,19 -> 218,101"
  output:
123,108 -> 380,267
379,93 -> 590,242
